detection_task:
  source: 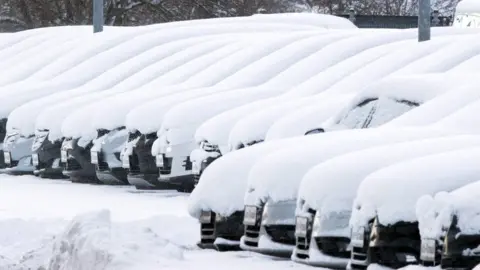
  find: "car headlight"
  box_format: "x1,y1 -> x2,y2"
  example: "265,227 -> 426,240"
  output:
192,162 -> 200,175
4,152 -> 11,164
199,210 -> 212,224
155,154 -> 164,167
295,216 -> 309,237
90,151 -> 98,165
122,154 -> 130,169
350,226 -> 365,247
420,238 -> 436,262
243,205 -> 259,226
60,150 -> 68,162
32,153 -> 39,166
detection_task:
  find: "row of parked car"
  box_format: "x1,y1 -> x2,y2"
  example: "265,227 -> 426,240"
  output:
2,0 -> 480,269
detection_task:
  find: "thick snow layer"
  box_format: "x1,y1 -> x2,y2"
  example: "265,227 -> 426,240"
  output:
315,35 -> 453,100
248,12 -> 357,28
455,0 -> 480,14
296,136 -> 480,239
245,130 -> 478,210
429,97 -> 480,132
329,73 -> 468,129
229,95 -> 352,147
351,147 -> 480,228
130,32 -> 342,137
383,76 -> 480,127
0,175 -> 312,270
188,127 -> 463,218
265,96 -> 348,141
391,35 -> 480,76
416,180 -> 480,240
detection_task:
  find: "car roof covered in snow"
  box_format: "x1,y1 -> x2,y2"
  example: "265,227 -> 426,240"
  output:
247,12 -> 357,28
429,97 -> 480,132
265,95 -> 350,141
382,75 -> 480,128
351,146 -> 480,228
86,32 -> 316,135
188,127 -> 464,218
9,23 -> 306,137
127,32 -> 346,137
416,179 -> 480,240
311,32 -> 476,100
298,135 -> 480,216
244,128 -> 475,210
326,73 -> 470,128
50,36 -> 261,141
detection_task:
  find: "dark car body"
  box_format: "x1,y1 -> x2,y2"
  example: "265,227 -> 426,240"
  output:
31,129 -> 66,179
61,137 -> 99,184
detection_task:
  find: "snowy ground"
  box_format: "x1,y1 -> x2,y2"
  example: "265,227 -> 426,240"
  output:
0,175 -> 314,270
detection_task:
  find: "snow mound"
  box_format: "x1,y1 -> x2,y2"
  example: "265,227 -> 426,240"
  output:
455,0 -> 480,14
429,98 -> 480,132
351,146 -> 480,228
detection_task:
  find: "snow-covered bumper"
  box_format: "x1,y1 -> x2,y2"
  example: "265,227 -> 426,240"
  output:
241,200 -> 296,257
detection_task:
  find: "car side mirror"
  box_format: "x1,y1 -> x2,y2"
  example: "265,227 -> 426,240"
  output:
304,128 -> 325,136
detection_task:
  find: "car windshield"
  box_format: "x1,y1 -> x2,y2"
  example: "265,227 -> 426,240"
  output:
317,210 -> 351,233
338,97 -> 419,129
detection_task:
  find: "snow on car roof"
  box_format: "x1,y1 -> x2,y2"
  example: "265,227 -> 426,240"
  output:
327,73 -> 466,127
192,32 -> 416,149
188,127 -> 463,218
351,146 -> 480,228
315,34 -> 464,100
391,35 -> 480,75
127,32 -> 332,136
11,25 -> 299,138
455,0 -> 480,14
228,95 -> 344,148
265,95 -> 349,141
244,128 -> 472,209
416,179 -> 480,240
382,75 -> 480,128
299,135 -> 480,217
160,31 -> 361,133
429,97 -> 480,132
248,13 -> 357,28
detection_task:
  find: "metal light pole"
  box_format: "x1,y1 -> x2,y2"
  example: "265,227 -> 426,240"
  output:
93,0 -> 104,33
418,0 -> 431,42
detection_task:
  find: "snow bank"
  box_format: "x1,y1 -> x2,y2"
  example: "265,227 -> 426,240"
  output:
351,146 -> 480,228
429,98 -> 480,132
265,95 -> 349,141
383,75 -> 480,128
188,127 -> 462,218
248,13 -> 356,28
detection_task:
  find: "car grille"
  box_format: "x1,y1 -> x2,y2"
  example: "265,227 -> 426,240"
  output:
66,158 -> 81,171
159,156 -> 172,175
265,225 -> 296,246
315,237 -> 351,258
128,152 -> 140,173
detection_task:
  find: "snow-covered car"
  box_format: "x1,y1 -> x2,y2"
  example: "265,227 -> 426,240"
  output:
187,126 -> 467,251
416,181 -> 480,269
291,135 -> 480,268
26,24 -> 315,180
63,31 -> 324,185
125,30 -> 365,190
349,147 -> 480,269
57,33 -> 316,186
453,0 -> 480,28
192,31 -> 479,184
